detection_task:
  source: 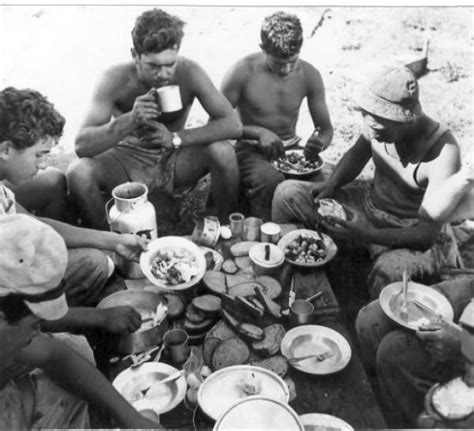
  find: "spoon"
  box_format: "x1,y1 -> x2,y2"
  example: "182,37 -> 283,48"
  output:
140,369 -> 185,397
288,350 -> 334,364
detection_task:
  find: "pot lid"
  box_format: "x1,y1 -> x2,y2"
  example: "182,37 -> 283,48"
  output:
214,396 -> 303,430
250,243 -> 284,266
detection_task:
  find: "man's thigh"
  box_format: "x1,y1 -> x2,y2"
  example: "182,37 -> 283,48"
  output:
173,146 -> 209,189
7,167 -> 65,211
91,152 -> 131,193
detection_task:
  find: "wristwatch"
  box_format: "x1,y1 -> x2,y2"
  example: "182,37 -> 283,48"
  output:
172,132 -> 182,150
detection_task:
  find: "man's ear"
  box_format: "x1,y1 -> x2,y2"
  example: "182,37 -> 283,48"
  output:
0,141 -> 13,161
131,48 -> 139,62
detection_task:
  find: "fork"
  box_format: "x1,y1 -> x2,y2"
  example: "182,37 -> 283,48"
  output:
288,350 -> 334,364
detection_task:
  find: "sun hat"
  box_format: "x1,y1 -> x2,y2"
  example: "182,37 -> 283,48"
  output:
353,65 -> 423,123
0,214 -> 68,320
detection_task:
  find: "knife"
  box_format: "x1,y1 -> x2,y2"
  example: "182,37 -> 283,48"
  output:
413,300 -> 462,332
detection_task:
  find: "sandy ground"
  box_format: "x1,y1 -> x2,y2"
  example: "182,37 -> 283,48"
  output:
1,5 -> 473,176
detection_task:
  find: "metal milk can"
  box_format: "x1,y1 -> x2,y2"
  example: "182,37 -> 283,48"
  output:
106,182 -> 157,279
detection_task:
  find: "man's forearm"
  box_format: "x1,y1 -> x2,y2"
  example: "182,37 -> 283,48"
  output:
41,308 -> 105,333
75,112 -> 136,157
364,223 -> 441,250
316,126 -> 333,151
178,114 -> 242,146
240,125 -> 271,141
40,217 -> 120,250
326,136 -> 371,190
41,340 -> 148,428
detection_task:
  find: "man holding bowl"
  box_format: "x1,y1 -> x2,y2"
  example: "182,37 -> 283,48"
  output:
68,8 -> 242,228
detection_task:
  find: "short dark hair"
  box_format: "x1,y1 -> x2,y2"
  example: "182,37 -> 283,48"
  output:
0,87 -> 65,150
132,8 -> 186,55
260,11 -> 303,58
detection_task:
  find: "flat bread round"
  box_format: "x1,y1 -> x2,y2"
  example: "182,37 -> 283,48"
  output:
206,319 -> 238,342
316,198 -> 347,220
212,337 -> 250,370
192,294 -> 222,315
254,276 -> 282,299
203,270 -> 227,295
203,337 -> 221,366
185,303 -> 207,324
228,281 -> 264,298
184,316 -> 215,334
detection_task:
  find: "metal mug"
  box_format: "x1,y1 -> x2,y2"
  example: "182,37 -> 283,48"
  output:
290,299 -> 314,326
163,328 -> 190,365
242,217 -> 263,241
156,85 -> 182,113
229,212 -> 245,237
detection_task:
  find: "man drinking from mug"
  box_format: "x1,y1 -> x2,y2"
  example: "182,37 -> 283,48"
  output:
68,8 -> 242,229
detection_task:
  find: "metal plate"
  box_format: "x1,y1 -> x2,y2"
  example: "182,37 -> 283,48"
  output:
277,229 -> 337,268
300,413 -> 354,431
272,149 -> 324,177
214,396 -> 304,430
140,236 -> 207,291
280,325 -> 352,375
379,281 -> 454,331
198,364 -> 289,421
113,362 -> 186,415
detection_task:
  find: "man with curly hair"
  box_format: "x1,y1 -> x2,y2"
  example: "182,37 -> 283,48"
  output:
0,87 -> 68,220
221,11 -> 333,220
0,86 -> 149,337
68,8 -> 242,228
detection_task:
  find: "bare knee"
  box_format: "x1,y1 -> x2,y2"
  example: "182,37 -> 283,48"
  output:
205,141 -> 238,169
67,158 -> 98,192
40,167 -> 67,197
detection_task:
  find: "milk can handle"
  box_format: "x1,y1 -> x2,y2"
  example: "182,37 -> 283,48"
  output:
105,198 -> 122,226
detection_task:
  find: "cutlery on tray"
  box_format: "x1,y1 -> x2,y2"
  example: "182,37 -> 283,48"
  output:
288,350 -> 334,364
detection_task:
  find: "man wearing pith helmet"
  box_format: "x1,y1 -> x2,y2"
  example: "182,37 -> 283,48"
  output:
272,64 -> 462,298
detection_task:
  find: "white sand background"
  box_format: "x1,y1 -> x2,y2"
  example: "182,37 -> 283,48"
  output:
0,5 -> 473,173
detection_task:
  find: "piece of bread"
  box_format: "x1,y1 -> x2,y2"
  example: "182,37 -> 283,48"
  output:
228,281 -> 264,298
251,324 -> 286,357
254,276 -> 282,299
248,355 -> 289,378
225,271 -> 255,289
203,336 -> 222,367
222,259 -> 239,274
432,377 -> 474,420
184,316 -> 215,334
206,318 -> 238,342
185,303 -> 207,324
202,270 -> 227,295
235,256 -> 252,270
316,198 -> 347,220
212,337 -> 250,370
192,294 -> 222,315
230,241 -> 259,257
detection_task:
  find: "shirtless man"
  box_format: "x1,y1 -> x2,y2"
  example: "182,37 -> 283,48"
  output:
221,11 -> 333,220
68,8 -> 242,228
272,65 -> 461,297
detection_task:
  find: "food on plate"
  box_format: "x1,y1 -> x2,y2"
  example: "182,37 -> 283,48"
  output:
284,234 -> 327,264
150,247 -> 199,285
432,377 -> 474,420
316,198 -> 347,222
236,372 -> 262,397
212,337 -> 250,370
274,151 -> 322,174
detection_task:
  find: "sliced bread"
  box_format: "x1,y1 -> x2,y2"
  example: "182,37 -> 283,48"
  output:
212,337 -> 250,370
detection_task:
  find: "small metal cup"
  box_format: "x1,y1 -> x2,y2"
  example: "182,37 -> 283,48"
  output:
260,222 -> 282,244
163,328 -> 190,365
242,217 -> 263,241
290,299 -> 314,327
229,212 -> 245,237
